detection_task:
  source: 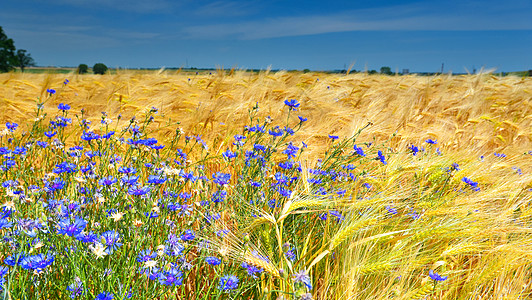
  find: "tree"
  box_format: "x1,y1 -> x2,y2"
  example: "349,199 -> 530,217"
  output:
0,26 -> 17,72
15,49 -> 35,72
93,63 -> 108,75
78,64 -> 88,74
380,66 -> 392,75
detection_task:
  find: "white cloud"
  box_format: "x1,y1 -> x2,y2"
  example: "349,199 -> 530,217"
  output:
182,2 -> 532,40
192,1 -> 257,17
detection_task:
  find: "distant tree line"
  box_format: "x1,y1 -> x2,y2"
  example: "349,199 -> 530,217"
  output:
0,26 -> 35,72
77,63 -> 108,75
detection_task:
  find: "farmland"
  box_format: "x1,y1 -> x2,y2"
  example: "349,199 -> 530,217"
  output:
0,71 -> 531,299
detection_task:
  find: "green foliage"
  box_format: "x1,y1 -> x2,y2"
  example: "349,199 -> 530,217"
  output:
15,49 -> 35,72
78,63 -> 89,74
0,26 -> 17,72
93,63 -> 108,75
380,66 -> 392,75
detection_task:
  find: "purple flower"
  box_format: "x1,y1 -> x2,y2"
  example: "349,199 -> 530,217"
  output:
181,229 -> 195,242
137,249 -> 157,262
100,230 -> 122,254
205,257 -> 221,266
212,172 -> 231,186
99,176 -> 117,186
293,269 -> 312,290
44,131 -> 57,139
58,103 -> 71,111
128,185 -> 150,196
353,145 -> 365,157
462,177 -> 480,191
19,253 -> 55,271
66,278 -> 83,298
429,270 -> 448,281
218,275 -> 239,291
241,262 -> 263,278
95,292 -> 114,300
284,99 -> 300,111
409,145 -> 419,156
377,150 -> 387,165
57,217 -> 87,237
158,264 -> 183,286
6,122 -> 18,132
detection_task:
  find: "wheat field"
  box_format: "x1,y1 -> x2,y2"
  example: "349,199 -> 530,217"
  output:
0,70 -> 531,299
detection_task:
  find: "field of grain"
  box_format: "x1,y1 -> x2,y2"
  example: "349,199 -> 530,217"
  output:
0,71 -> 531,299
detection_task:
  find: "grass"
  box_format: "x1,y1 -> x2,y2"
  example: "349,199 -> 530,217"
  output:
0,70 -> 530,300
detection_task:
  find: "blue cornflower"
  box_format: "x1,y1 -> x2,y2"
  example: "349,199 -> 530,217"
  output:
47,88 -> 56,95
385,205 -> 398,215
81,131 -> 100,141
293,269 -> 312,290
268,126 -> 284,137
66,278 -> 83,298
75,231 -> 98,243
53,161 -> 77,174
233,134 -> 246,146
137,249 -> 157,262
298,116 -> 308,123
95,292 -> 114,300
121,175 -> 139,186
285,249 -> 297,261
181,229 -> 195,242
1,160 -> 16,171
19,253 -> 55,271
284,99 -> 300,111
205,257 -> 221,266
99,176 -> 117,186
425,139 -> 437,144
219,275 -> 239,291
212,190 -> 227,203
494,152 -> 506,158
158,264 -> 183,286
58,103 -> 71,111
246,124 -> 265,133
44,131 -> 57,138
145,211 -> 159,219
429,270 -> 448,281
64,79 -> 69,85
0,266 -> 8,291
36,141 -> 48,148
212,172 -> 231,186
118,167 -> 137,174
328,134 -> 339,140
0,219 -> 12,229
353,145 -> 366,157
100,230 -> 122,254
57,217 -> 87,237
283,142 -> 299,159
147,175 -> 166,185
6,122 -> 18,132
377,151 -> 387,165
128,185 -> 150,196
284,126 -> 295,135
409,145 -> 419,156
462,177 -> 480,191
279,160 -> 294,170
241,262 -> 263,278
46,178 -> 66,192
222,149 -> 237,160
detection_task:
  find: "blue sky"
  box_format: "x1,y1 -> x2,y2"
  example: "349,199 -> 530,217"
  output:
2,0 -> 531,72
